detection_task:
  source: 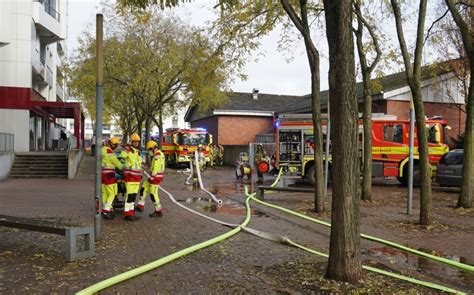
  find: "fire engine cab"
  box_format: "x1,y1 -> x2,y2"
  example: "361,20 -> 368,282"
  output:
275,114 -> 450,186
161,128 -> 212,167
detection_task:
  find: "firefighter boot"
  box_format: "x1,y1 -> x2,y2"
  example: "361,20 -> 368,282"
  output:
101,212 -> 115,220
149,209 -> 163,218
124,215 -> 140,221
135,205 -> 144,212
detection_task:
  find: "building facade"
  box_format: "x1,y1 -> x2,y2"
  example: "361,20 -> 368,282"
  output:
0,0 -> 83,152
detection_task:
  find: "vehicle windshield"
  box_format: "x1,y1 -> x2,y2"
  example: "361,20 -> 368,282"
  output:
427,123 -> 442,144
179,133 -> 208,146
442,151 -> 463,165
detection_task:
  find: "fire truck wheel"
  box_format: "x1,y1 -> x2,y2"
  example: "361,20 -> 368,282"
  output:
400,164 -> 421,187
307,166 -> 315,186
412,165 -> 421,187
307,165 -> 330,186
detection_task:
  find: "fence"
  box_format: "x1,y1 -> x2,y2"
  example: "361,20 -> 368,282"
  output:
0,133 -> 14,153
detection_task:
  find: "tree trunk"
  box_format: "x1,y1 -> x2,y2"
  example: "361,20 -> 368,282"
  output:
353,0 -> 381,202
145,117 -> 151,146
412,85 -> 433,225
158,111 -> 164,150
136,120 -> 143,144
445,0 -> 473,208
458,62 -> 474,208
323,0 -> 362,283
391,0 -> 431,225
311,71 -> 325,213
279,0 -> 325,212
362,80 -> 373,202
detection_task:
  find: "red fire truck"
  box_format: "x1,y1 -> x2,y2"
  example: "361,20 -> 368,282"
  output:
275,114 -> 450,186
161,128 -> 213,167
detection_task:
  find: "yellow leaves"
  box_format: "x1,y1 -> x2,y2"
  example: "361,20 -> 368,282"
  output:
0,250 -> 13,257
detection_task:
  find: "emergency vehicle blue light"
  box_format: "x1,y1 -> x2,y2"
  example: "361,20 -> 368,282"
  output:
275,121 -> 280,127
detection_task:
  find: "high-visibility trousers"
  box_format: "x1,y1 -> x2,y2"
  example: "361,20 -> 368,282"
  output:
101,183 -> 117,213
137,181 -> 162,211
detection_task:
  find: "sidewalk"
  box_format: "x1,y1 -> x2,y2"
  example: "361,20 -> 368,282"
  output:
0,156 -> 317,294
0,155 -> 470,293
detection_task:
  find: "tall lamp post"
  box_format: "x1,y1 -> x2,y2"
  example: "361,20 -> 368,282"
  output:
94,14 -> 104,240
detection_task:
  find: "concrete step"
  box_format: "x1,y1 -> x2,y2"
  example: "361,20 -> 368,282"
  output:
9,174 -> 68,179
14,156 -> 67,160
15,158 -> 67,163
12,163 -> 68,168
10,169 -> 68,174
11,153 -> 69,179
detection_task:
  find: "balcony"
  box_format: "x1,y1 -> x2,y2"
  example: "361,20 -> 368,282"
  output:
33,0 -> 63,44
32,48 -> 46,82
56,82 -> 64,101
45,64 -> 53,87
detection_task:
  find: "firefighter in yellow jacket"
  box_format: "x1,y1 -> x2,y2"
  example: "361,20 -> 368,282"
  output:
120,133 -> 143,221
101,137 -> 122,220
136,140 -> 165,217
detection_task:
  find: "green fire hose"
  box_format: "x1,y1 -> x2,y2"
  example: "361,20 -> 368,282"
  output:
76,190 -> 254,295
283,239 -> 465,294
76,184 -> 465,294
249,193 -> 474,273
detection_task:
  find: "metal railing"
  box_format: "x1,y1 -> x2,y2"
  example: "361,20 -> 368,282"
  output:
0,133 -> 14,153
36,0 -> 61,21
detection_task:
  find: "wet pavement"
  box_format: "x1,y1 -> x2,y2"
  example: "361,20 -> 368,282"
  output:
0,155 -> 473,293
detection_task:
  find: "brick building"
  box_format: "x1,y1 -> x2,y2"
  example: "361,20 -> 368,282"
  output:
184,90 -> 307,163
284,60 -> 466,146
185,60 -> 467,163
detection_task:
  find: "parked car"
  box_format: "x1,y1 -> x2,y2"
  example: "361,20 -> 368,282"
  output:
436,149 -> 463,187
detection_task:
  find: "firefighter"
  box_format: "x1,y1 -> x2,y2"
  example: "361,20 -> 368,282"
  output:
217,144 -> 224,166
120,133 -> 143,221
101,137 -> 122,220
136,140 -> 165,217
255,144 -> 266,184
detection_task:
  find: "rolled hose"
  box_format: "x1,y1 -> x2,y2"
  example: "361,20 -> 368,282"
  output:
249,193 -> 474,273
75,189 -> 254,295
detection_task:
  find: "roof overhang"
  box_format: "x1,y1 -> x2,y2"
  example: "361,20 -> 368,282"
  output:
30,100 -> 84,119
213,110 -> 274,117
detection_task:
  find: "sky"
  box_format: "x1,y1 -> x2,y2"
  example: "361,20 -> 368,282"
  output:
66,0 -> 326,97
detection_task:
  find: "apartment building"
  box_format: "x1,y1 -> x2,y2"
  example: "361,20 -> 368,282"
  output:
0,0 -> 84,152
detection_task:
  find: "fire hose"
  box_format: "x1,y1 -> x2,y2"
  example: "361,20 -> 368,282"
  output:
190,150 -> 222,205
251,173 -> 474,273
76,185 -> 465,294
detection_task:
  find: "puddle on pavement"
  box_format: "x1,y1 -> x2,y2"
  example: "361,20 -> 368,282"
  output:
183,182 -> 256,195
177,197 -> 267,217
365,246 -> 474,289
207,182 -> 256,196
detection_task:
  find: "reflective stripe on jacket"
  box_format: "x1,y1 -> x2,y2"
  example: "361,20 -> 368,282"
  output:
101,146 -> 122,185
120,146 -> 143,183
148,150 -> 165,185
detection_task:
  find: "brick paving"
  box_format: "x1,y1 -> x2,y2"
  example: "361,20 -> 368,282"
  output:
0,155 -> 472,293
0,155 -> 323,294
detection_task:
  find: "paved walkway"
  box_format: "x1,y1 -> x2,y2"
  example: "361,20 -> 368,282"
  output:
0,155 -> 322,294
0,155 -> 471,293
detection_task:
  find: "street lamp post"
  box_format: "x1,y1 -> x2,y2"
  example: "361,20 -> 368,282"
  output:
94,14 -> 104,240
